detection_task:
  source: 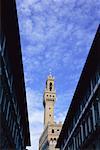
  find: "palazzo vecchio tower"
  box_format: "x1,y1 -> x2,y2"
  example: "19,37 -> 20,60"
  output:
39,74 -> 62,150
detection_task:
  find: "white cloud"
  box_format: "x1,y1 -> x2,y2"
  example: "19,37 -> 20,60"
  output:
26,87 -> 43,150
26,121 -> 43,150
29,110 -> 43,124
55,111 -> 67,124
26,87 -> 43,110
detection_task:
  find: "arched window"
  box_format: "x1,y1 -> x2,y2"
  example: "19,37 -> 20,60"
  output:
53,139 -> 56,144
49,82 -> 52,91
52,129 -> 54,133
46,81 -> 47,88
50,140 -> 53,145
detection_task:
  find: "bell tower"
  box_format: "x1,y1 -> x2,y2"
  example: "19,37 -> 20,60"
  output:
43,74 -> 56,127
39,74 -> 62,150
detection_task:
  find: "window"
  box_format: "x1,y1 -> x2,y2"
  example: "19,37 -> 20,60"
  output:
64,138 -> 66,145
68,141 -> 74,150
85,121 -> 88,137
95,68 -> 100,83
12,122 -> 15,138
94,100 -> 99,124
8,111 -> 11,128
92,144 -> 96,150
16,133 -> 20,150
10,117 -> 14,133
4,97 -> 9,119
79,130 -> 82,146
90,110 -> 94,131
83,121 -> 86,140
80,104 -> 83,112
1,33 -> 6,55
6,101 -> 10,121
49,82 -> 52,91
61,143 -> 64,150
46,81 -> 47,88
52,129 -> 54,133
81,96 -> 86,109
3,95 -> 6,112
75,133 -> 79,149
86,84 -> 91,101
0,87 -> 3,105
14,129 -> 18,144
53,139 -> 56,144
91,69 -> 99,89
50,140 -> 53,145
88,115 -> 91,133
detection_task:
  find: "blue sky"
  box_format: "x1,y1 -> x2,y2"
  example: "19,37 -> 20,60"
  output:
16,0 -> 100,149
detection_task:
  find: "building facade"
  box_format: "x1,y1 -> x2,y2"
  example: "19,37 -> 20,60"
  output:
39,74 -> 62,150
56,25 -> 100,150
0,0 -> 31,149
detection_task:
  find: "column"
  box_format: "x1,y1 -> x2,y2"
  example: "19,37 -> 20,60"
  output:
88,116 -> 91,133
96,98 -> 100,118
91,103 -> 96,130
80,124 -> 84,142
73,137 -> 76,150
85,121 -> 88,137
0,88 -> 3,104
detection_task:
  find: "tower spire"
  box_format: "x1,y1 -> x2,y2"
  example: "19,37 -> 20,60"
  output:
49,68 -> 52,76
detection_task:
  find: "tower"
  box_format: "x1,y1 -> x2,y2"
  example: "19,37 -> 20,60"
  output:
43,74 -> 56,127
39,74 -> 62,150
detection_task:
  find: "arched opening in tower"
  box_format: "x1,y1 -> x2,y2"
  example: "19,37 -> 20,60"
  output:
49,82 -> 52,91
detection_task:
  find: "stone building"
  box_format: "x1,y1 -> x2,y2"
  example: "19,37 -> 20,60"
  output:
39,74 -> 62,150
56,25 -> 100,150
0,0 -> 31,149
